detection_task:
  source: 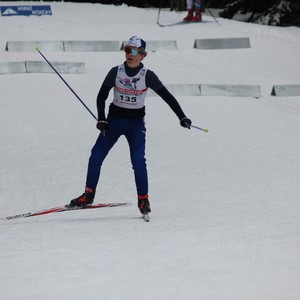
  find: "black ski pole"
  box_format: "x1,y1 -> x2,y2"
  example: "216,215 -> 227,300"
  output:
157,0 -> 162,25
36,47 -> 97,121
206,7 -> 220,25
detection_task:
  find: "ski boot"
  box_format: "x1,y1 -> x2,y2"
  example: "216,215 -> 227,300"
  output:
138,195 -> 151,215
69,187 -> 95,208
183,9 -> 194,21
192,10 -> 202,22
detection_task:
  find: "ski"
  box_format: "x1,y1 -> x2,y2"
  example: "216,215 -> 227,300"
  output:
157,20 -> 200,27
1,203 -> 131,221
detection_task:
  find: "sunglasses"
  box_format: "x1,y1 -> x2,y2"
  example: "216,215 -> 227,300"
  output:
124,47 -> 143,56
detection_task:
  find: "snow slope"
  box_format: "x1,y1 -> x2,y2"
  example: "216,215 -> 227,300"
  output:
0,2 -> 300,300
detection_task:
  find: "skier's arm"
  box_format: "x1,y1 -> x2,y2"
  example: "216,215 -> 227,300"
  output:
96,66 -> 118,120
146,70 -> 186,120
156,86 -> 186,121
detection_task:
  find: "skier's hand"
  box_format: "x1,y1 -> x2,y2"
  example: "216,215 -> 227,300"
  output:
96,120 -> 108,136
180,117 -> 192,129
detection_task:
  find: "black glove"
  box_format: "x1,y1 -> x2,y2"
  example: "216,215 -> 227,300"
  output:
180,117 -> 192,129
96,120 -> 108,136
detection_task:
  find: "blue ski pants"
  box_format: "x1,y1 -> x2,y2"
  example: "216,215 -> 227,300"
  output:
86,114 -> 148,196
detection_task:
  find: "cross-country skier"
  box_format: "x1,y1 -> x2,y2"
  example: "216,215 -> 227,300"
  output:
69,36 -> 192,216
183,0 -> 202,22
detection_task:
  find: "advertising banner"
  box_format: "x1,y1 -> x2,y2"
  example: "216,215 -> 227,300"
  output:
0,5 -> 52,17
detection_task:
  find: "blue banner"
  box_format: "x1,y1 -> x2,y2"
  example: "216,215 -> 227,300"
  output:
1,5 -> 52,17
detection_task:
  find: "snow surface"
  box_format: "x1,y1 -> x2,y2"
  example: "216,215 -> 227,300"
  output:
1,2 -> 300,300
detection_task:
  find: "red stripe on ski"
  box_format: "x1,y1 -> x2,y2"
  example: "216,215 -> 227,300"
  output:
30,207 -> 66,217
